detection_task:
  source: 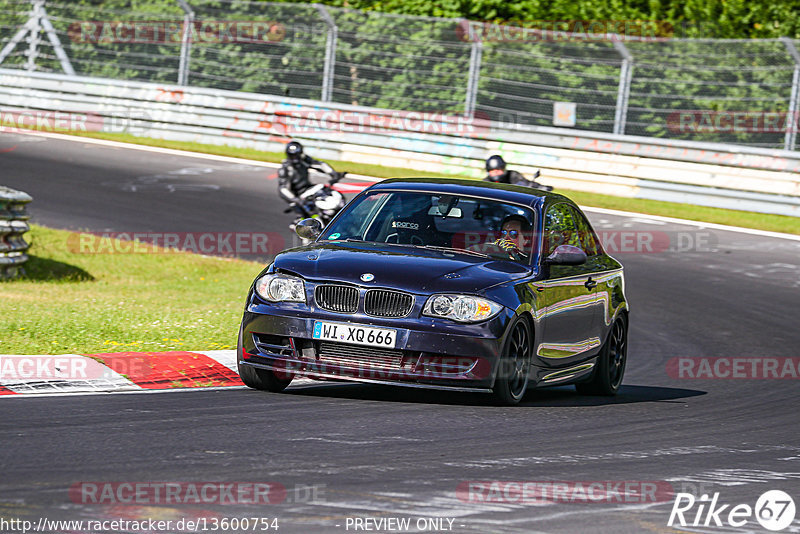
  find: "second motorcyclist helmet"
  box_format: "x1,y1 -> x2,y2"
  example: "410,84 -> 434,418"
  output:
286,141 -> 303,163
486,155 -> 507,181
486,154 -> 506,172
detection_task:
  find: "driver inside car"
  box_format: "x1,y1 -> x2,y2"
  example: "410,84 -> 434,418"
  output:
493,214 -> 532,262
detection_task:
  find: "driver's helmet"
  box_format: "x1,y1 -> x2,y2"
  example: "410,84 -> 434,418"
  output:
286,141 -> 303,163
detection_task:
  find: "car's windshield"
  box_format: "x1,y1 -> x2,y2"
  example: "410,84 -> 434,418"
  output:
319,191 -> 536,265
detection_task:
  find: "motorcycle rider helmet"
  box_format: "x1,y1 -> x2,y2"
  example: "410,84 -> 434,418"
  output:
286,141 -> 303,162
485,155 -> 506,172
485,154 -> 507,182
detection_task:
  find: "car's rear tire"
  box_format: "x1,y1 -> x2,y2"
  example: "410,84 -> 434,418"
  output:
491,318 -> 532,406
237,326 -> 293,393
575,316 -> 627,396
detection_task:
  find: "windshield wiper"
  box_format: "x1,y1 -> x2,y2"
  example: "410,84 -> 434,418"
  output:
418,245 -> 490,258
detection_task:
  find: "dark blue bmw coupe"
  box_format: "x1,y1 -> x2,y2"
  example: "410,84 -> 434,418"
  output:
238,178 -> 628,405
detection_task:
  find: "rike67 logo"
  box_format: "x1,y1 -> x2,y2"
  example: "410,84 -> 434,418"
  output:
669,490 -> 796,531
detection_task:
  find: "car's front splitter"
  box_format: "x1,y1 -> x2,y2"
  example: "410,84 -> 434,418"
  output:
239,357 -> 494,393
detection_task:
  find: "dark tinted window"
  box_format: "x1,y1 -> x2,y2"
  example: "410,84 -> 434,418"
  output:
320,191 -> 536,265
571,207 -> 601,256
543,203 -> 583,256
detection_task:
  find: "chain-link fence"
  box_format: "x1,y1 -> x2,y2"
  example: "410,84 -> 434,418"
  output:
1,0 -> 797,150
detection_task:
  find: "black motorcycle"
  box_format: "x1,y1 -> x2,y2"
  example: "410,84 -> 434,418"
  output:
486,168 -> 553,192
285,172 -> 347,235
522,169 -> 554,192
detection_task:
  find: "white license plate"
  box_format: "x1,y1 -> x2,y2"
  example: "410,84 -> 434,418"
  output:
312,321 -> 397,349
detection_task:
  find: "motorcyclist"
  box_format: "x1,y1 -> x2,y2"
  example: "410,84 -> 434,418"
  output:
278,141 -> 340,209
484,155 -> 550,190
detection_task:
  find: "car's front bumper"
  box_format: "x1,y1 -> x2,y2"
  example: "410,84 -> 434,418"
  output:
239,301 -> 513,391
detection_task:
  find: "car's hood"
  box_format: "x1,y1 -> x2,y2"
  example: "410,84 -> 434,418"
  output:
273,242 -> 530,293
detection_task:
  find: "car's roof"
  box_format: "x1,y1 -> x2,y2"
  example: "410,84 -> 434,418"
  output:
368,177 -> 573,210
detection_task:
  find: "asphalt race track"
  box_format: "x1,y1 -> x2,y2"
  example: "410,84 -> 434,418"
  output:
2,132 -> 800,533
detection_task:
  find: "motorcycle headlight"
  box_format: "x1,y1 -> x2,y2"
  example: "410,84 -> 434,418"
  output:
423,294 -> 502,323
254,273 -> 306,303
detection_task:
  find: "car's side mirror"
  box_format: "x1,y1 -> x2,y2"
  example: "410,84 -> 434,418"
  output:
545,244 -> 587,266
295,218 -> 323,240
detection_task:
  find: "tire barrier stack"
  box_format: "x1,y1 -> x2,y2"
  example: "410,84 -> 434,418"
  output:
0,186 -> 33,280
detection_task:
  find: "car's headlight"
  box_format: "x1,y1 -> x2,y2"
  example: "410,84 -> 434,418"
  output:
254,273 -> 306,303
423,294 -> 502,323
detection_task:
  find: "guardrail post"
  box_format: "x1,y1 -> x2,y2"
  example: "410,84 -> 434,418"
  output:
40,1 -> 75,75
0,186 -> 33,280
24,0 -> 43,72
464,33 -> 482,118
0,0 -> 75,74
780,37 -> 800,151
176,0 -> 194,86
613,41 -> 633,136
0,1 -> 37,67
315,4 -> 337,102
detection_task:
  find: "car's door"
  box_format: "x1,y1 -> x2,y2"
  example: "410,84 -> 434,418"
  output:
571,205 -> 626,347
533,203 -> 604,367
570,205 -> 614,343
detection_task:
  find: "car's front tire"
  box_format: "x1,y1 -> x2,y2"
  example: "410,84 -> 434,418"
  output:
491,317 -> 532,406
237,326 -> 293,393
575,315 -> 627,396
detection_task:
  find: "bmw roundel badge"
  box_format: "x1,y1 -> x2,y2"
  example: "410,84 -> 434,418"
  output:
360,273 -> 375,282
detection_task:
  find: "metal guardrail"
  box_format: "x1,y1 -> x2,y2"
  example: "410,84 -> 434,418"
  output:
0,68 -> 798,217
0,185 -> 32,280
1,0 -> 799,150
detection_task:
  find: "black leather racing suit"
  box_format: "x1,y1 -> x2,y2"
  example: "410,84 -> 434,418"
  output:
484,169 -> 550,191
483,169 -> 529,186
277,154 -> 335,203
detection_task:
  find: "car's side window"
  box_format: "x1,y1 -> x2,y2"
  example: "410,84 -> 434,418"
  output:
570,207 -> 601,257
544,203 -> 582,257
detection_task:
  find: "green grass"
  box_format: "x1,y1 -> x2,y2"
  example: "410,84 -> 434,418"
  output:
69,130 -> 800,235
0,225 -> 264,355
560,190 -> 800,235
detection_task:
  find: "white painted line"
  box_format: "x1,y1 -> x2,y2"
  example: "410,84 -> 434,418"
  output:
200,350 -> 239,373
18,130 -> 797,237
0,354 -> 141,394
16,130 -> 381,183
581,206 -> 800,241
19,130 -> 282,168
0,350 -> 321,397
201,350 -> 316,387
